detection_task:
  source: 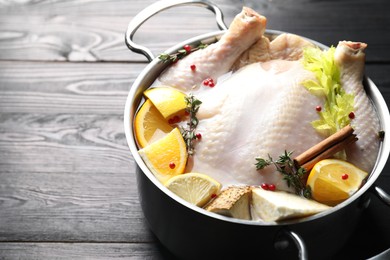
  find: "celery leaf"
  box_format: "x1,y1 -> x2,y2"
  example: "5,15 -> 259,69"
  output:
302,46 -> 355,136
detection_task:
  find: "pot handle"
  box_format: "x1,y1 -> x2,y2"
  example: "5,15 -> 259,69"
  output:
366,185 -> 390,260
372,185 -> 390,207
125,0 -> 228,62
275,228 -> 308,260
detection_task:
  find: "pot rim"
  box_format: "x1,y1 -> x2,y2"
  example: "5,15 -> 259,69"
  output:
124,29 -> 390,226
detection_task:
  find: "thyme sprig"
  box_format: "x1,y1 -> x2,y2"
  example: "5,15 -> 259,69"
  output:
255,151 -> 311,198
158,43 -> 208,63
180,94 -> 202,156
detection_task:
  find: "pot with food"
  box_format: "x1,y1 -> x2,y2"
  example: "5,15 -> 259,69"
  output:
124,1 -> 390,259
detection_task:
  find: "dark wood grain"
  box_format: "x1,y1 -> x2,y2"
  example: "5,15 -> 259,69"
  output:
0,0 -> 224,62
0,0 -> 389,62
0,61 -> 137,113
1,0 -> 390,259
0,111 -> 155,242
0,242 -> 176,259
0,60 -> 154,243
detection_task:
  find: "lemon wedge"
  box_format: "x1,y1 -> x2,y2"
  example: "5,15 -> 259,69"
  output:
138,128 -> 188,183
143,87 -> 187,120
134,99 -> 173,148
165,173 -> 221,207
307,159 -> 368,206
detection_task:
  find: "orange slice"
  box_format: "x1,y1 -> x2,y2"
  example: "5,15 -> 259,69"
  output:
138,128 -> 188,183
307,159 -> 368,206
134,99 -> 173,148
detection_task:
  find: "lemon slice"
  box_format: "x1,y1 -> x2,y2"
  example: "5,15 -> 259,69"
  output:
138,128 -> 188,183
143,87 -> 187,120
134,99 -> 173,148
165,173 -> 222,207
307,159 -> 368,206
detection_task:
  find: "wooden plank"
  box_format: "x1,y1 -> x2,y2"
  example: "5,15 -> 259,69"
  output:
0,0 -> 232,17
0,111 -> 156,242
0,0 -> 390,62
0,14 -> 221,62
0,172 -> 154,242
0,242 -> 177,260
366,65 -> 390,90
0,237 -> 388,260
0,60 -> 154,242
0,61 -> 139,114
0,0 -> 224,62
0,113 -> 132,174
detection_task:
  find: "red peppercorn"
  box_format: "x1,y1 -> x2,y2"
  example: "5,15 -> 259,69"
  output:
168,116 -> 181,124
169,162 -> 176,169
196,133 -> 202,139
316,105 -> 322,112
190,64 -> 196,71
268,184 -> 276,191
173,115 -> 180,123
203,77 -> 215,87
261,183 -> 269,190
349,111 -> 355,119
184,45 -> 191,53
342,173 -> 349,180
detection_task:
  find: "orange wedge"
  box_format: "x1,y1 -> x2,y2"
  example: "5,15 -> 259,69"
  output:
138,128 -> 188,183
134,99 -> 173,148
307,159 -> 368,206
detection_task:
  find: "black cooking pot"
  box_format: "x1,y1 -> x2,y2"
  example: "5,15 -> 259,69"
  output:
124,1 -> 390,259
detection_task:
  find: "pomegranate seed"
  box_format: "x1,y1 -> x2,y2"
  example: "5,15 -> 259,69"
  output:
342,173 -> 349,180
203,79 -> 210,86
316,105 -> 322,112
211,194 -> 217,198
208,81 -> 215,87
349,111 -> 355,119
190,64 -> 196,71
169,162 -> 176,169
261,183 -> 269,190
184,45 -> 191,53
268,184 -> 276,191
196,133 -> 202,139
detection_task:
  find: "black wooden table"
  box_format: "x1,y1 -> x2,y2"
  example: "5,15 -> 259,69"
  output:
1,0 -> 389,259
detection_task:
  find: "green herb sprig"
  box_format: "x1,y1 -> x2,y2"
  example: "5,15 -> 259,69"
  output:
255,151 -> 311,198
158,43 -> 208,63
180,94 -> 202,156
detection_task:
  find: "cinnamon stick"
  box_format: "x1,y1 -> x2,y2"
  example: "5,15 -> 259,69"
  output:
300,134 -> 358,171
293,125 -> 357,171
